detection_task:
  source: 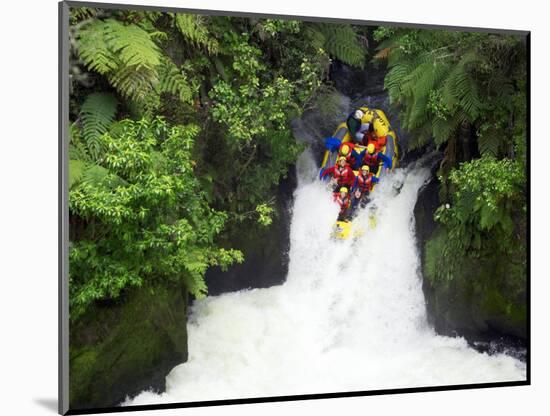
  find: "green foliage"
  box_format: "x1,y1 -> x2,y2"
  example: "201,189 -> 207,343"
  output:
69,6 -> 97,24
172,13 -> 219,53
255,203 -> 274,226
69,7 -> 362,318
306,23 -> 366,68
75,17 -> 164,103
430,156 -> 526,281
375,28 -> 527,157
209,75 -> 295,142
424,157 -> 527,336
79,92 -> 118,158
69,117 -> 243,320
103,18 -> 162,70
156,57 -> 195,104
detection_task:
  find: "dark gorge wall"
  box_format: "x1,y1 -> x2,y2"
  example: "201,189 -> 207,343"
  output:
204,165 -> 297,295
414,163 -> 527,345
69,284 -> 188,409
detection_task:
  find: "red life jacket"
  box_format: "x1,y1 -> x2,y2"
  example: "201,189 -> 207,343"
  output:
361,131 -> 376,146
335,194 -> 351,213
363,152 -> 380,169
333,165 -> 354,186
368,135 -> 387,152
356,172 -> 373,193
339,142 -> 358,165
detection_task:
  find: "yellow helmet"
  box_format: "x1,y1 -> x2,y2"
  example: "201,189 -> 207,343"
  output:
341,144 -> 350,155
340,187 -> 348,194
361,165 -> 370,173
367,143 -> 376,154
337,156 -> 347,163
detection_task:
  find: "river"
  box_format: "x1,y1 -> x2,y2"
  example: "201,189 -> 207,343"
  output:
125,148 -> 526,405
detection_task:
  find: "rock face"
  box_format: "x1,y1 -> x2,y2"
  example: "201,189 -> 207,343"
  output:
414,167 -> 527,344
204,166 -> 297,295
69,284 -> 188,410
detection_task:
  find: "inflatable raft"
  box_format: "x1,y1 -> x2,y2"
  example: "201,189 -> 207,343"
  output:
320,107 -> 399,239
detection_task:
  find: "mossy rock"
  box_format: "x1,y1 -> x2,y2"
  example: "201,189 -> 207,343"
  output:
69,284 -> 188,410
422,228 -> 526,340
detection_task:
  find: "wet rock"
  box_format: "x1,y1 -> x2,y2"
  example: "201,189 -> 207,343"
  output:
69,284 -> 188,410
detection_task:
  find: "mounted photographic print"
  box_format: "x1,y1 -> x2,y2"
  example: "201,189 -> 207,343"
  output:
59,1 -> 530,414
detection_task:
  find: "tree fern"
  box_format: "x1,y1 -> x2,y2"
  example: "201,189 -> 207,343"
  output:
69,7 -> 97,24
477,128 -> 501,157
76,18 -> 162,102
306,23 -> 366,68
76,19 -> 118,75
69,159 -> 86,189
157,57 -> 194,104
432,113 -> 464,147
172,13 -> 219,54
103,18 -> 162,70
110,65 -> 158,102
79,92 -> 118,158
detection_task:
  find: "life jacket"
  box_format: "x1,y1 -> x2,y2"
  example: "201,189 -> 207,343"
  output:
368,135 -> 387,152
363,152 -> 380,169
333,165 -> 354,185
339,142 -> 357,165
361,131 -> 376,146
335,194 -> 351,213
356,173 -> 373,193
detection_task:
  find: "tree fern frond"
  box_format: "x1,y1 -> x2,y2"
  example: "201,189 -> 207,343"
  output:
76,19 -> 118,75
408,123 -> 433,150
172,13 -> 219,54
303,25 -> 326,51
310,24 -> 366,68
385,64 -> 412,102
110,66 -> 158,102
432,116 -> 459,145
477,128 -> 501,157
433,112 -> 466,147
157,57 -> 194,104
103,18 -> 162,70
69,122 -> 90,161
80,92 -> 118,158
69,160 -> 125,190
69,159 -> 86,189
70,7 -> 97,24
408,92 -> 430,130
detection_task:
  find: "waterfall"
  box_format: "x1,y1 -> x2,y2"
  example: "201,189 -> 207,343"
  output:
125,150 -> 526,405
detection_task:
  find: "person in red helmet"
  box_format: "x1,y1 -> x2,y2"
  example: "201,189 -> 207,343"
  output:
334,186 -> 351,220
362,143 -> 392,174
320,156 -> 355,191
351,165 -> 380,209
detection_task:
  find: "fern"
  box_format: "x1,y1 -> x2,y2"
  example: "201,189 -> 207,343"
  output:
172,13 -> 219,54
69,122 -> 91,162
103,18 -> 162,70
157,57 -> 194,104
307,23 -> 366,68
76,18 -> 162,101
110,65 -> 158,102
477,128 -> 501,157
76,19 -> 118,75
79,92 -> 118,158
69,7 -> 97,24
69,159 -> 86,189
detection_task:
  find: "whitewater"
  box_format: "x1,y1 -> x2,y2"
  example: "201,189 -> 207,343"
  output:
127,150 -> 526,405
